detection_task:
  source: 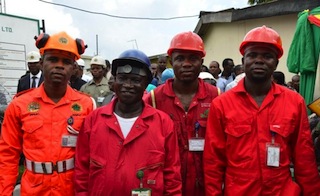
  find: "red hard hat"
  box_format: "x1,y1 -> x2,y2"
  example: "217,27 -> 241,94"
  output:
239,25 -> 283,59
167,31 -> 206,57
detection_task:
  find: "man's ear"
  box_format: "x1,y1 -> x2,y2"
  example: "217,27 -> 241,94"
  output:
169,57 -> 173,67
274,59 -> 279,70
200,59 -> 204,65
241,57 -> 244,65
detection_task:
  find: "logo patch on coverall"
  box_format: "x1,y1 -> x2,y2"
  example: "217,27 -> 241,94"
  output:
27,102 -> 40,113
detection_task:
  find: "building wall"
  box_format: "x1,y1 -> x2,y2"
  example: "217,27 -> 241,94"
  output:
202,14 -> 298,82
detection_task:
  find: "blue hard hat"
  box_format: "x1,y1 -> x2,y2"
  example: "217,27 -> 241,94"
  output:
161,68 -> 174,84
112,49 -> 152,83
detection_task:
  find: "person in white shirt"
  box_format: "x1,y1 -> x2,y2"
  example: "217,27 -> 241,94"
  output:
17,51 -> 44,93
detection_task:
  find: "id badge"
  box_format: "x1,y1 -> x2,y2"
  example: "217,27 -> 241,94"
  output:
97,97 -> 105,103
188,138 -> 205,151
61,135 -> 78,147
131,188 -> 151,196
266,143 -> 280,167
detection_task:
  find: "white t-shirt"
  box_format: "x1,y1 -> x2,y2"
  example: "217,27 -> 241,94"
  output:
114,112 -> 138,138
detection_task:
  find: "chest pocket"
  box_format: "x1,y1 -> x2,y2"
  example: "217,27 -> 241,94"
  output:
22,119 -> 44,149
225,125 -> 253,163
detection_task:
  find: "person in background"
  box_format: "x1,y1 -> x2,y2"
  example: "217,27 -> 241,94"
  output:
272,71 -> 295,91
69,61 -> 86,90
272,71 -> 287,86
160,68 -> 175,85
17,51 -> 44,93
144,31 -> 219,196
105,59 -> 112,80
208,61 -> 221,80
102,75 -> 116,105
204,25 -> 320,195
80,56 -> 111,107
156,55 -> 168,84
76,58 -> 92,82
201,65 -> 209,72
74,49 -> 182,195
216,58 -> 235,92
0,31 -> 95,195
150,63 -> 159,86
291,74 -> 300,92
199,72 -> 216,86
225,64 -> 245,91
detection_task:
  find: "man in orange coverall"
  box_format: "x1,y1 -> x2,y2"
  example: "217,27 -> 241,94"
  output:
144,32 -> 219,196
74,49 -> 182,195
204,25 -> 320,195
0,31 -> 95,195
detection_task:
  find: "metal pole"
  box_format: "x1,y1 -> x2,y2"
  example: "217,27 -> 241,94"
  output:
96,34 -> 99,55
0,0 -> 2,13
3,0 -> 5,13
134,39 -> 138,50
41,19 -> 46,33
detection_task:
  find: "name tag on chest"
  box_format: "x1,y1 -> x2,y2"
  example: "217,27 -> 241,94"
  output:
188,138 -> 205,151
61,135 -> 77,147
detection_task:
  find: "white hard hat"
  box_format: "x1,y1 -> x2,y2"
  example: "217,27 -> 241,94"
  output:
90,56 -> 106,68
76,58 -> 85,67
26,51 -> 41,63
199,72 -> 214,80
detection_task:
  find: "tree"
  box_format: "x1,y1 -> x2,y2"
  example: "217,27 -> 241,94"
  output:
248,0 -> 277,5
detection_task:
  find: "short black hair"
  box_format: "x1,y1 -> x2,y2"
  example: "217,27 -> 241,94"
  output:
273,71 -> 285,85
222,58 -> 233,67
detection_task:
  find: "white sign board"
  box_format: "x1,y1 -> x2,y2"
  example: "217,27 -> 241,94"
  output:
0,13 -> 40,95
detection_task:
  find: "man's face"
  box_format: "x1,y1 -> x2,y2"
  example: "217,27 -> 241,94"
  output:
292,75 -> 300,92
41,50 -> 76,86
242,44 -> 278,83
71,63 -> 80,79
77,65 -> 84,78
150,63 -> 158,76
28,61 -> 42,75
157,57 -> 167,72
90,64 -> 105,79
108,75 -> 115,92
209,61 -> 220,76
223,60 -> 235,74
171,50 -> 203,83
114,72 -> 148,105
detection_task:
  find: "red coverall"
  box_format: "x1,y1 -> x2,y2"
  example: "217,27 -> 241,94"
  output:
0,84 -> 94,195
204,80 -> 320,196
74,99 -> 182,195
144,78 -> 219,196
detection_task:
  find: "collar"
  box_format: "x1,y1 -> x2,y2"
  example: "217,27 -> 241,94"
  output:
88,76 -> 108,86
30,70 -> 42,79
33,83 -> 82,104
233,78 -> 283,96
101,98 -> 156,118
162,78 -> 209,100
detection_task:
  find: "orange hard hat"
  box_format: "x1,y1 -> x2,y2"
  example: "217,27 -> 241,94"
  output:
35,31 -> 86,60
239,25 -> 283,59
167,31 -> 206,57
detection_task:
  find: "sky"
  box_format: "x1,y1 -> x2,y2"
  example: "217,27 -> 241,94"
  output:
3,0 -> 249,61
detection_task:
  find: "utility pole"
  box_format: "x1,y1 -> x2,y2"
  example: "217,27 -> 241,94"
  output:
127,39 -> 138,49
96,34 -> 99,55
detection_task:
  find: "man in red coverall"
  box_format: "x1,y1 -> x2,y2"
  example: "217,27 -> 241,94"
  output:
204,25 -> 320,195
74,49 -> 182,195
144,32 -> 220,196
0,32 -> 95,195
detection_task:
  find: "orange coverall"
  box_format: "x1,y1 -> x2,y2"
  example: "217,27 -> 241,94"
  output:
0,84 -> 94,195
